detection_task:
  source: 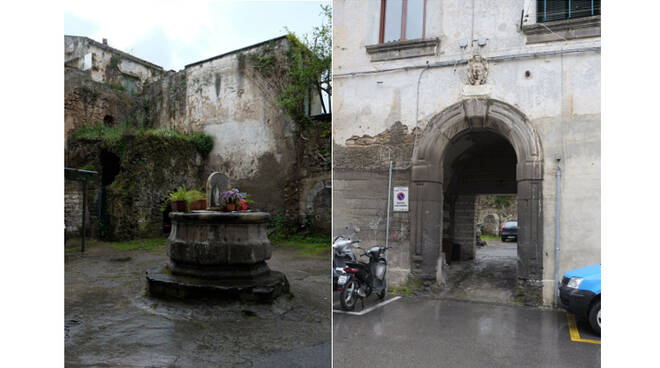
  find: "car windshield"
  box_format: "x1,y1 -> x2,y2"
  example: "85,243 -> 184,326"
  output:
504,221 -> 518,229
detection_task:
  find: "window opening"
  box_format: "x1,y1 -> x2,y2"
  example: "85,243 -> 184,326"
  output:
536,0 -> 600,23
380,0 -> 426,43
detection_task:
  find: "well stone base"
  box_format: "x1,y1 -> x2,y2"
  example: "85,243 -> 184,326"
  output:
147,265 -> 289,303
146,211 -> 290,303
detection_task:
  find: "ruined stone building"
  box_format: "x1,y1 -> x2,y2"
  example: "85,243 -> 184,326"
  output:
65,35 -> 330,240
333,0 -> 600,305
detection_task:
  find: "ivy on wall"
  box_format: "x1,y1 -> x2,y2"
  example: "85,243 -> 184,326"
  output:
67,129 -> 210,241
72,123 -> 213,157
242,4 -> 331,128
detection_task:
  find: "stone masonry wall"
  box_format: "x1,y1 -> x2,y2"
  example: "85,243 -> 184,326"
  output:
65,181 -> 83,234
333,121 -> 415,285
65,68 -> 139,144
452,195 -> 477,261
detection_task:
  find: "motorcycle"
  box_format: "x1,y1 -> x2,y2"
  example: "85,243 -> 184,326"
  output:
332,236 -> 359,291
339,244 -> 390,311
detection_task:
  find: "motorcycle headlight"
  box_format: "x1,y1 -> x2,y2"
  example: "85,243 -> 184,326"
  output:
566,277 -> 583,289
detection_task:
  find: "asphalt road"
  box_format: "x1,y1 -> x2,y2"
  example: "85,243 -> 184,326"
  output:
333,296 -> 600,368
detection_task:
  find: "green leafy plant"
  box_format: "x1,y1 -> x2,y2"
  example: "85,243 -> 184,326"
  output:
186,189 -> 205,202
268,214 -> 298,241
105,81 -> 125,91
109,55 -> 121,70
488,195 -> 512,209
161,185 -> 196,212
71,124 -> 214,156
188,132 -> 214,157
168,186 -> 189,201
246,4 -> 331,129
160,186 -> 208,212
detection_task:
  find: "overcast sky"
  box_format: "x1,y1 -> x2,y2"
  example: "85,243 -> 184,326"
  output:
64,0 -> 330,71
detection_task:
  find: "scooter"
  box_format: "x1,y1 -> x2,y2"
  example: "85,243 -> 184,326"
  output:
332,236 -> 359,291
339,244 -> 390,311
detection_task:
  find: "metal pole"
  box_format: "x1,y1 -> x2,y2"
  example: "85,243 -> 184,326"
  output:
385,160 -> 393,249
554,160 -> 561,307
82,180 -> 87,253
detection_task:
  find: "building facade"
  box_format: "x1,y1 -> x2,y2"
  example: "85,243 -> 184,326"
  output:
333,0 -> 600,305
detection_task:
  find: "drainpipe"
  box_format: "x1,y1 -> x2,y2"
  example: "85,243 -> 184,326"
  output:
554,158 -> 561,307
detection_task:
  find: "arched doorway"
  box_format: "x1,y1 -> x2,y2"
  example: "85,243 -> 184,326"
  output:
409,98 -> 544,290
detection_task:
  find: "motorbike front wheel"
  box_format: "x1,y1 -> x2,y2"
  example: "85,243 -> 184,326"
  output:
340,279 -> 358,311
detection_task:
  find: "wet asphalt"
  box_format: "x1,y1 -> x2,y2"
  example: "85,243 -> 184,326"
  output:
333,296 -> 600,368
65,240 -> 331,367
333,240 -> 599,368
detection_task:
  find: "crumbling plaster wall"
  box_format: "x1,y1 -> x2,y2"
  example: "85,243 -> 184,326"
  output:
65,36 -> 162,91
182,39 -> 299,214
333,0 -> 600,304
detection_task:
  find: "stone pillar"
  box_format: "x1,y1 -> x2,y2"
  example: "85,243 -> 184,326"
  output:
516,179 -> 543,281
410,163 -> 443,279
453,195 -> 476,261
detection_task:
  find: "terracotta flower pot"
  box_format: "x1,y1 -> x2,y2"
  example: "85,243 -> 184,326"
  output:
225,203 -> 236,212
189,198 -> 207,211
170,199 -> 187,212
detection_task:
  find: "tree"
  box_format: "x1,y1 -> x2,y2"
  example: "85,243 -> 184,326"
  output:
286,4 -> 332,116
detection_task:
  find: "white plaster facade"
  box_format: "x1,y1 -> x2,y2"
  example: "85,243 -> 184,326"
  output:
333,0 -> 601,305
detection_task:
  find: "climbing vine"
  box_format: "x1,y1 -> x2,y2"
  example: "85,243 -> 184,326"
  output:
72,123 -> 214,157
244,4 -> 331,127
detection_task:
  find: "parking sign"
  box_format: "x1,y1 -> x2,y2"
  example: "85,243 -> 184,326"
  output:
393,187 -> 409,212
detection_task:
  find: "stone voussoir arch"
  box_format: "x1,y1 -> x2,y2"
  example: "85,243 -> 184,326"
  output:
409,98 -> 544,284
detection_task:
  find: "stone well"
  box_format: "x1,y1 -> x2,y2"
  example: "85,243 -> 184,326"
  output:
146,211 -> 289,302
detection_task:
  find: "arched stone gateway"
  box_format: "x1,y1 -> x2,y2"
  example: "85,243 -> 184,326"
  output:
410,98 -> 544,284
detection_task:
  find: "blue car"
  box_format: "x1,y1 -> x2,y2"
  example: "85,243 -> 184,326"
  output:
559,264 -> 601,335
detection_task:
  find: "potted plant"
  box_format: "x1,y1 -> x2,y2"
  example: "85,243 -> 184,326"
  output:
166,186 -> 189,212
221,188 -> 242,211
187,189 -> 207,211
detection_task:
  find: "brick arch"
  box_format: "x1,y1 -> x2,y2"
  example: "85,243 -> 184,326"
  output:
409,98 -> 544,284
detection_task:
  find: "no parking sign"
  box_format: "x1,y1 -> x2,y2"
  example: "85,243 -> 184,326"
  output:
393,187 -> 408,212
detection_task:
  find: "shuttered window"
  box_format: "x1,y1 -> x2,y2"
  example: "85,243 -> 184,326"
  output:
536,0 -> 601,23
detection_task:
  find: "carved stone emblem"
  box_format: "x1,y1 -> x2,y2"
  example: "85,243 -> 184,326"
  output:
467,53 -> 489,85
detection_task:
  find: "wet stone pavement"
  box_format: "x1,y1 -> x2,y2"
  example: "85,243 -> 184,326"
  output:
439,239 -> 519,304
65,241 -> 331,367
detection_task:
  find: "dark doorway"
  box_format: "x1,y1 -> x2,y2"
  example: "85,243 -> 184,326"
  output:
103,115 -> 114,126
100,150 -> 120,186
439,131 -> 519,303
97,149 -> 121,239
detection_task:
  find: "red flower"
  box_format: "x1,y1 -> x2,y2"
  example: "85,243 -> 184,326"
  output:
240,199 -> 248,210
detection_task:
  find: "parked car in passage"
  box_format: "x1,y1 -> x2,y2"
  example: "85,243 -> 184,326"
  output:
559,264 -> 601,335
500,220 -> 518,242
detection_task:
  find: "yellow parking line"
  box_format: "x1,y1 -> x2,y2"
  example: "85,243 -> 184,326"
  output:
566,313 -> 601,345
